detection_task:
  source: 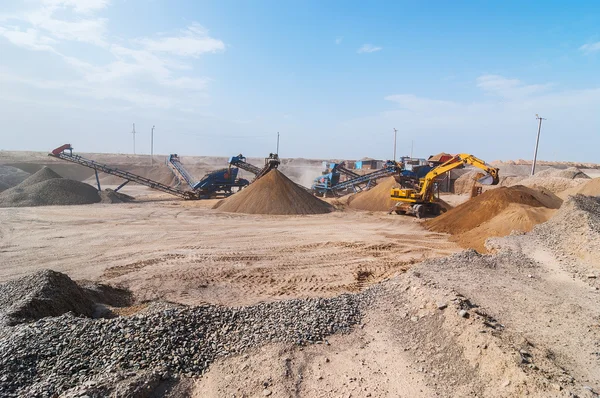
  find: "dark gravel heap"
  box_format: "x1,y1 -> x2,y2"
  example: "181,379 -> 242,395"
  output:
0,293 -> 366,397
0,270 -> 95,326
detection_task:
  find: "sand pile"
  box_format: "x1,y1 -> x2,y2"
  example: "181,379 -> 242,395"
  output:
347,176 -> 397,211
514,167 -> 590,193
534,194 -> 600,266
0,270 -> 95,326
0,167 -> 101,207
453,203 -> 556,252
0,165 -> 30,191
558,178 -> 600,199
215,169 -> 333,215
425,186 -> 562,252
453,171 -> 485,195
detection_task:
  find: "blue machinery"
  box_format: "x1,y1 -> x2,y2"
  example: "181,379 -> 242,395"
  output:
312,161 -> 404,196
167,154 -> 250,196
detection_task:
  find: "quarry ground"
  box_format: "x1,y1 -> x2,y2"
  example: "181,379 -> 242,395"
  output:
2,152 -> 600,397
0,187 -> 458,306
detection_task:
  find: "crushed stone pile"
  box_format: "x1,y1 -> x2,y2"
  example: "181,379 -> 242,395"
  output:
0,291 -> 368,396
0,165 -> 30,192
425,186 -> 562,252
534,194 -> 600,266
0,270 -> 95,326
215,169 -> 333,215
514,167 -> 590,193
99,189 -> 135,204
0,167 -> 101,207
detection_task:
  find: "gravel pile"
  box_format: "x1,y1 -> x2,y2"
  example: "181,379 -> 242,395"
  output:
534,194 -> 600,265
0,289 -> 369,396
0,165 -> 30,192
0,178 -> 101,207
0,270 -> 94,326
99,189 -> 134,204
514,167 -> 590,193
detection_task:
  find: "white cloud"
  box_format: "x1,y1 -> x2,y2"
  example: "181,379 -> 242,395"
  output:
580,41 -> 600,54
357,44 -> 382,54
345,74 -> 600,162
0,1 -> 225,110
41,0 -> 110,14
0,26 -> 58,52
476,75 -> 552,99
137,23 -> 225,57
335,36 -> 343,45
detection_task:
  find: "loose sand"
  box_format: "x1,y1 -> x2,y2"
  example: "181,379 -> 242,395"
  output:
347,176 -> 397,211
216,169 -> 333,215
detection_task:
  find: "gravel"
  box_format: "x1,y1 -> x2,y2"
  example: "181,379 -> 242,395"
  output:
0,270 -> 95,326
0,178 -> 101,207
0,288 -> 372,396
533,194 -> 600,265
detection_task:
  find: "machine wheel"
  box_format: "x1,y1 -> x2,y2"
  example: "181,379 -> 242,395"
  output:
394,210 -> 406,215
414,204 -> 424,219
431,203 -> 441,216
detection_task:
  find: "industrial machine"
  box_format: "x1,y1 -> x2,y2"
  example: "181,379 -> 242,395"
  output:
228,153 -> 281,181
312,160 -> 402,197
390,153 -> 499,218
49,144 -> 248,200
167,154 -> 249,196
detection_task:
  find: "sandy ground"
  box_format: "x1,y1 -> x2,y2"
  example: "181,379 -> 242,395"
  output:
0,187 -> 458,307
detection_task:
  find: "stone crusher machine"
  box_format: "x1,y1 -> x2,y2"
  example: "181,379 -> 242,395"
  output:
311,160 -> 404,197
228,153 -> 281,181
390,153 -> 500,218
49,144 -> 244,200
167,154 -> 250,197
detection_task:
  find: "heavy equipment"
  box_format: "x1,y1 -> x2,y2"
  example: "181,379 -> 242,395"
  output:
167,154 -> 249,195
228,153 -> 281,181
390,153 -> 499,218
49,144 -> 248,200
312,160 -> 403,197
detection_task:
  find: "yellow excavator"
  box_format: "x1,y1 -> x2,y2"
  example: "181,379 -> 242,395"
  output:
390,153 -> 499,218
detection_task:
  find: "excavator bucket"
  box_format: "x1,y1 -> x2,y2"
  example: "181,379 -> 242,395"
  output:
477,174 -> 495,185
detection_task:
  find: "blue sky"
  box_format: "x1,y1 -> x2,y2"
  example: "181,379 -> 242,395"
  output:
0,1 -> 599,162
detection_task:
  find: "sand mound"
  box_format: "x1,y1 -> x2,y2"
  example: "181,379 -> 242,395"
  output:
216,169 -> 333,215
453,203 -> 556,252
347,176 -> 397,211
514,167 -> 590,193
0,270 -> 95,326
0,165 -> 30,191
0,178 -> 101,207
535,167 -> 590,179
425,185 -> 562,235
558,178 -> 600,199
534,194 -> 600,266
453,171 -> 485,195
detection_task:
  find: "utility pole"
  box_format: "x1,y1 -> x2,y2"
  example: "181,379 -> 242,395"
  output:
276,132 -> 280,155
393,128 -> 397,161
531,114 -> 546,175
131,123 -> 136,155
151,125 -> 155,165
410,140 -> 414,159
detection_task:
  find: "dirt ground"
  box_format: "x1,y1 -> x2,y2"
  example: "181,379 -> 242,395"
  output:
2,152 -> 600,397
0,186 -> 457,307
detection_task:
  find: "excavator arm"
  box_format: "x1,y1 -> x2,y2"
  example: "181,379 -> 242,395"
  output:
419,153 -> 499,201
390,153 -> 499,217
